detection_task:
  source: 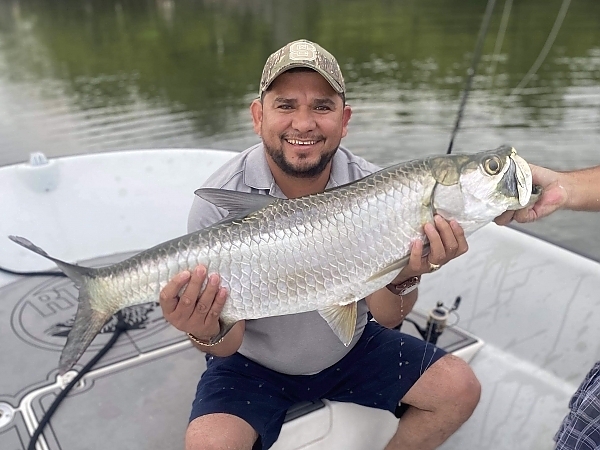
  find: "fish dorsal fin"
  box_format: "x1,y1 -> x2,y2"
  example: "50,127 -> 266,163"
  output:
318,302 -> 358,347
194,188 -> 278,222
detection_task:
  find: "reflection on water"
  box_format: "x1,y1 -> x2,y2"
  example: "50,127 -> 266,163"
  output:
0,0 -> 599,258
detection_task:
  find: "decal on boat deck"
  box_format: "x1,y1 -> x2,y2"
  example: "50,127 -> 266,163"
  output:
11,276 -> 169,352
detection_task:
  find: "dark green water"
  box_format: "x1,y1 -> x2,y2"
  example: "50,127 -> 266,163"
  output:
0,0 -> 599,257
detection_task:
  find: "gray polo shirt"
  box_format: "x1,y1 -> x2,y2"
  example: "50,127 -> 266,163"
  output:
188,143 -> 381,375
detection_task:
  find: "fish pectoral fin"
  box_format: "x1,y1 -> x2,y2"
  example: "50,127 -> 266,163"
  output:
318,303 -> 358,347
194,188 -> 278,221
366,256 -> 411,283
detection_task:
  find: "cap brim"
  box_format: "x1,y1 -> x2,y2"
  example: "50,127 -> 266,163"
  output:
261,63 -> 344,95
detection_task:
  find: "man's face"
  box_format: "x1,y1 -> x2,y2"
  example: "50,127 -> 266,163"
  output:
251,70 -> 352,178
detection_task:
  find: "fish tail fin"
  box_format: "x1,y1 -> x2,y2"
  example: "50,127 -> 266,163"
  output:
58,288 -> 113,374
9,236 -> 111,374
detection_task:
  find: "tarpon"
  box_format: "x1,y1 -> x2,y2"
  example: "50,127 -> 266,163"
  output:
9,145 -> 538,374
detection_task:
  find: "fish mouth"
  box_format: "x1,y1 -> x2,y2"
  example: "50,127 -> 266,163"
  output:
507,149 -> 533,207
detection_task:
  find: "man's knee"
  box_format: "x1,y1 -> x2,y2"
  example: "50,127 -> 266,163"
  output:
186,413 -> 258,450
404,354 -> 481,419
430,354 -> 481,416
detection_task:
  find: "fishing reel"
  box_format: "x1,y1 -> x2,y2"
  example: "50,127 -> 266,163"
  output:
404,296 -> 461,345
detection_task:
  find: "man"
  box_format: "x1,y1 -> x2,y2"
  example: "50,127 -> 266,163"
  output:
496,164 -> 600,450
160,39 -> 481,450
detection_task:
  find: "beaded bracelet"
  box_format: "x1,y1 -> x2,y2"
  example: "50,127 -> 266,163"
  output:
187,332 -> 225,347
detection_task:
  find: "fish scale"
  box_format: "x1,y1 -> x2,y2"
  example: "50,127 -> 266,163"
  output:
9,145 -> 536,373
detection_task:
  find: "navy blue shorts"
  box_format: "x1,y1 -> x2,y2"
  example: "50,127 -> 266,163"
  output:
189,321 -> 446,450
554,361 -> 600,450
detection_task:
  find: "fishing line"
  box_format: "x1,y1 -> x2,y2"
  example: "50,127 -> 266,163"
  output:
446,0 -> 497,155
26,320 -> 126,450
421,321 -> 444,377
0,266 -> 66,277
1,268 -> 130,450
487,0 -> 513,89
419,326 -> 434,376
507,0 -> 572,100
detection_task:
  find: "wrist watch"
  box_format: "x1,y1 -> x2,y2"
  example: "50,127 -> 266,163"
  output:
386,276 -> 421,296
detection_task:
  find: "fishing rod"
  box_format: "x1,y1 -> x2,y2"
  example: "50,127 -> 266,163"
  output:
447,0 -> 572,154
403,297 -> 462,346
446,0 -> 497,155
404,0 -> 497,345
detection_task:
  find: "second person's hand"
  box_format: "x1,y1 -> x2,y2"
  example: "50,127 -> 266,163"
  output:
495,164 -> 569,225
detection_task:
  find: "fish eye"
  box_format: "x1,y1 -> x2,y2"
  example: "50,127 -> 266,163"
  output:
483,156 -> 502,175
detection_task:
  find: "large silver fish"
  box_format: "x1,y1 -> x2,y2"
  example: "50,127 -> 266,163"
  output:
10,145 -> 537,374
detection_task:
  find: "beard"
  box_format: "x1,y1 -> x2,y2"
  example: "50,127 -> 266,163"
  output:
264,139 -> 338,179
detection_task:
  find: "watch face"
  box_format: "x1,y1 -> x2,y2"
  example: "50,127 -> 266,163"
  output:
388,276 -> 420,296
399,281 -> 419,296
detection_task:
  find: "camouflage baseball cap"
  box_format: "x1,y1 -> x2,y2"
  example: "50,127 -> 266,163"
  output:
259,39 -> 345,96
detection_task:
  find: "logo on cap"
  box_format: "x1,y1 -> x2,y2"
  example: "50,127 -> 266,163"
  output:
289,42 -> 317,62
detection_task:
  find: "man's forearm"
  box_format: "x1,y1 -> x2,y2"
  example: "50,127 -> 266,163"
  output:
564,166 -> 600,211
